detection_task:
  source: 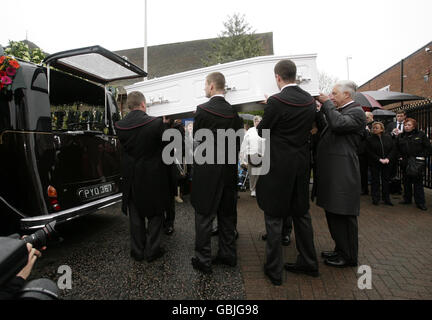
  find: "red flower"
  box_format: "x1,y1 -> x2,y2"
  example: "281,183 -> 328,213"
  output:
0,71 -> 6,77
0,56 -> 5,64
6,67 -> 16,76
8,59 -> 20,69
1,76 -> 12,85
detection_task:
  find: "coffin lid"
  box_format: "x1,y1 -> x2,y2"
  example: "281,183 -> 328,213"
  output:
43,45 -> 147,84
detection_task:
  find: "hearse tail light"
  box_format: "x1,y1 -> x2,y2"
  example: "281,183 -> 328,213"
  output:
48,185 -> 58,198
47,185 -> 61,211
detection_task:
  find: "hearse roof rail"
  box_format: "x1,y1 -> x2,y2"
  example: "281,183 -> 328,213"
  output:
43,45 -> 147,84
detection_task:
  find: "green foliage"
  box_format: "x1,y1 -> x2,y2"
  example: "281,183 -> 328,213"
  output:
203,13 -> 265,67
4,40 -> 46,64
239,110 -> 265,119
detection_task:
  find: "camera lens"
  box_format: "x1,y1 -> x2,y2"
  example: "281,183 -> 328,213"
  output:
22,221 -> 57,250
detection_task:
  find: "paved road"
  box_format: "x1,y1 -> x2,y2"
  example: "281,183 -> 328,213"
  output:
30,198 -> 245,300
30,189 -> 432,300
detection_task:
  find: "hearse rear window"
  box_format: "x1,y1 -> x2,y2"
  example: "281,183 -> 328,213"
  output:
49,69 -> 106,132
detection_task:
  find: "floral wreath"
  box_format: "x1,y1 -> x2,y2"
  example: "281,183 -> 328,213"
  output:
0,55 -> 20,95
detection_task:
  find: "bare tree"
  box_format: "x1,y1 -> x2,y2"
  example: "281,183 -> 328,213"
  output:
319,71 -> 338,94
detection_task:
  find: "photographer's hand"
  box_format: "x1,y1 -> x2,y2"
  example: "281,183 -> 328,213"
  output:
16,243 -> 42,280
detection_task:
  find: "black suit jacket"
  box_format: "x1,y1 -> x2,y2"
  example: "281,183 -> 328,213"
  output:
256,85 -> 316,217
316,101 -> 366,216
115,110 -> 169,217
191,96 -> 243,215
386,121 -> 404,135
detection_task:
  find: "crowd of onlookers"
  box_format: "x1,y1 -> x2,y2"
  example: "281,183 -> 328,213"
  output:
359,110 -> 432,210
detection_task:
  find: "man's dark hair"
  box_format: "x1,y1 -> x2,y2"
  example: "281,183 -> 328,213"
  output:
206,72 -> 226,91
396,110 -> 406,115
274,59 -> 297,82
127,91 -> 146,110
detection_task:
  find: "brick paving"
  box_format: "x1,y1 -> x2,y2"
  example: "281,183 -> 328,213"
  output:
236,190 -> 432,300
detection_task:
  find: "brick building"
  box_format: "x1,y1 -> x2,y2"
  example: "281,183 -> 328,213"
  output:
358,41 -> 432,188
358,40 -> 432,109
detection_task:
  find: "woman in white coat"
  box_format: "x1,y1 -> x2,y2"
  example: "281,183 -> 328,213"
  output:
239,116 -> 264,197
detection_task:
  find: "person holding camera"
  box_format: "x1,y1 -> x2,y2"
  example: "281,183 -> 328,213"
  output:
396,118 -> 432,210
366,122 -> 396,206
0,243 -> 40,299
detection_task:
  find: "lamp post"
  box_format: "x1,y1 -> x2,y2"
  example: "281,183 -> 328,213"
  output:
144,0 -> 148,79
346,56 -> 352,80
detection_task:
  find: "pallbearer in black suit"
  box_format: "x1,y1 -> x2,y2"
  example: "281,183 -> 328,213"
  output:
316,81 -> 367,268
191,72 -> 243,274
256,60 -> 319,286
115,91 -> 169,262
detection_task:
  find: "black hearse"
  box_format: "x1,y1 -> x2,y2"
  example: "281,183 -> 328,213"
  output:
0,46 -> 146,234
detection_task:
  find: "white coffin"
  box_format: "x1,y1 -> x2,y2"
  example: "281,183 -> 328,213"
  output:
125,54 -> 319,117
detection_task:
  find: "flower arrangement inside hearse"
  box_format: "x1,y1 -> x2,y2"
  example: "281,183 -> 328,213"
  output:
50,103 -> 105,131
0,55 -> 20,97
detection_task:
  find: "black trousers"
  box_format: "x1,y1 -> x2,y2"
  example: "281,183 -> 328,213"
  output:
402,172 -> 426,205
128,199 -> 164,259
370,163 -> 391,202
164,192 -> 175,228
359,154 -> 369,194
195,183 -> 237,268
282,216 -> 293,237
325,211 -> 358,264
264,213 -> 318,282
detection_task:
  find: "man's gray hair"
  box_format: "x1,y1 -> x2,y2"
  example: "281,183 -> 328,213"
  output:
253,115 -> 262,122
335,80 -> 358,99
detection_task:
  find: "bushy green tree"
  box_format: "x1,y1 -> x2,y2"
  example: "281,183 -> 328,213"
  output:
203,13 -> 265,66
4,40 -> 46,64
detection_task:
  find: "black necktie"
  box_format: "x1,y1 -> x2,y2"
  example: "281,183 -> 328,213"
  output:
398,123 -> 402,131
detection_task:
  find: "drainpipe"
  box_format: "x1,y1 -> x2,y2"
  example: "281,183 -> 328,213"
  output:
400,59 -> 404,108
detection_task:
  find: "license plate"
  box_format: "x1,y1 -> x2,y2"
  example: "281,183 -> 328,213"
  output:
77,182 -> 115,201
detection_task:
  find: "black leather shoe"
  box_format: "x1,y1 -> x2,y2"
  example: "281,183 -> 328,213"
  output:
321,251 -> 338,259
264,268 -> 282,286
372,200 -> 379,206
191,257 -> 212,274
211,227 -> 219,236
165,226 -> 174,235
384,201 -> 394,206
282,235 -> 291,246
131,251 -> 145,262
212,256 -> 237,267
261,233 -> 267,241
284,263 -> 319,277
147,248 -> 166,263
399,200 -> 412,205
417,204 -> 427,211
324,256 -> 357,268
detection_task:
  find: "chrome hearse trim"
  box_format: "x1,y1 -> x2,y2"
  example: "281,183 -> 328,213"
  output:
20,193 -> 123,230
